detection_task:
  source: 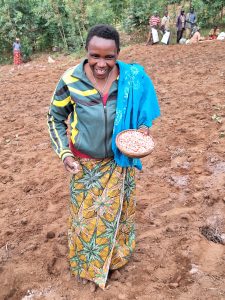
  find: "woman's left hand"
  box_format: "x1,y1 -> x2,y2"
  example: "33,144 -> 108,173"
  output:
138,127 -> 150,136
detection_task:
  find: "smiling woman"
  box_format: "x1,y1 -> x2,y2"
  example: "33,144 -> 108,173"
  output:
85,35 -> 119,94
84,27 -> 119,95
47,24 -> 160,291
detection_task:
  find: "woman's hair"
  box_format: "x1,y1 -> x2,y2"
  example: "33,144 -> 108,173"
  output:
85,24 -> 120,52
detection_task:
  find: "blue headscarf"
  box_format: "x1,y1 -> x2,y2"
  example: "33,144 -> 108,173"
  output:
112,61 -> 160,170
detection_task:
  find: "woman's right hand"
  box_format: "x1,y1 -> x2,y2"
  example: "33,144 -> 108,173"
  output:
63,157 -> 80,174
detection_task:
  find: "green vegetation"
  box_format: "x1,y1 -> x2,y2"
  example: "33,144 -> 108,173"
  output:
0,0 -> 224,64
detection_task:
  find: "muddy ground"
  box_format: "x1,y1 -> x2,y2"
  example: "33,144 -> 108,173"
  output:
0,40 -> 225,300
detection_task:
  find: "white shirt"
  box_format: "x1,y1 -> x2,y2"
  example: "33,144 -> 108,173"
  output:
161,16 -> 170,31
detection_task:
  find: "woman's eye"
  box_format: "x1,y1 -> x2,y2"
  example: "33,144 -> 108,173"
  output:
90,54 -> 99,58
89,54 -> 115,60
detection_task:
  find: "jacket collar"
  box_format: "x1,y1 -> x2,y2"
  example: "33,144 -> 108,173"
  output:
71,58 -> 87,81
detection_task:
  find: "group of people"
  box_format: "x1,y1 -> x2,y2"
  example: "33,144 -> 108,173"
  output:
176,7 -> 197,43
146,7 -> 224,46
178,22 -> 223,45
146,10 -> 171,45
176,7 -> 223,44
146,7 -> 197,45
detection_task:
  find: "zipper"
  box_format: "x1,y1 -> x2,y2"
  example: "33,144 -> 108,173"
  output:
103,104 -> 108,157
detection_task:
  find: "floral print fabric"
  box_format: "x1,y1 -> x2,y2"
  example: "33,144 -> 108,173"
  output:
68,158 -> 136,289
13,50 -> 21,65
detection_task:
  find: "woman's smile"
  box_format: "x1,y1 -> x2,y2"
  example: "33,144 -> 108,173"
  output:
94,67 -> 108,78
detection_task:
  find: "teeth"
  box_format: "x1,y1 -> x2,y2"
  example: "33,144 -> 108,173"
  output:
96,69 -> 106,74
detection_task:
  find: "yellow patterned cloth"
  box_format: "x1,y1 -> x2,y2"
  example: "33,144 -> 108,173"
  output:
68,158 -> 136,289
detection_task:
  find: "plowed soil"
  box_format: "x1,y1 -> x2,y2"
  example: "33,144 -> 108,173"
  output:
0,40 -> 225,300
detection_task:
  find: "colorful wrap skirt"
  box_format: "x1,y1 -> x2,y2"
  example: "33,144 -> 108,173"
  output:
68,158 -> 136,289
13,50 -> 21,65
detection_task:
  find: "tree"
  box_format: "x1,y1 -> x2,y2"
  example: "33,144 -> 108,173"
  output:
0,0 -> 224,64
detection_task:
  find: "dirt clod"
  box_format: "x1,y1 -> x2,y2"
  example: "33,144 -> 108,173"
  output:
46,231 -> 56,239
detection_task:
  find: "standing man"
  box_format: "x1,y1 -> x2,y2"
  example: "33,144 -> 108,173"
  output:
186,7 -> 197,39
161,11 -> 170,45
176,9 -> 186,43
146,11 -> 161,45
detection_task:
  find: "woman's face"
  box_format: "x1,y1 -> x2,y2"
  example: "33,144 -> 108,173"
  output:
87,36 -> 119,80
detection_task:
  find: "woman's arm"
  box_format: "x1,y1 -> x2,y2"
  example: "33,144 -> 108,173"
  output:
47,77 -> 74,161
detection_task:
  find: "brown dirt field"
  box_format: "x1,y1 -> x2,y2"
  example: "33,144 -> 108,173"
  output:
0,41 -> 225,300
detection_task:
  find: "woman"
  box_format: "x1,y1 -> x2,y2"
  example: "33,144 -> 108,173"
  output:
208,26 -> 220,40
186,27 -> 204,44
47,24 -> 160,291
13,37 -> 22,66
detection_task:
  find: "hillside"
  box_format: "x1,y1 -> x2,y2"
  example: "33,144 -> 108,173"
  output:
0,40 -> 225,300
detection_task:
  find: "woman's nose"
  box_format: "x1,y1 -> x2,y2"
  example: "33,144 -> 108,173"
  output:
97,58 -> 106,67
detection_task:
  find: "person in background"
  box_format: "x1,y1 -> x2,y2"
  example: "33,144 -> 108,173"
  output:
208,26 -> 220,40
185,7 -> 197,39
13,37 -> 22,67
186,27 -> 204,44
146,11 -> 161,45
48,24 -> 160,291
161,11 -> 171,45
176,9 -> 186,44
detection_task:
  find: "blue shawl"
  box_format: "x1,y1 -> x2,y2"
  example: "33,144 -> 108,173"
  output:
112,61 -> 160,170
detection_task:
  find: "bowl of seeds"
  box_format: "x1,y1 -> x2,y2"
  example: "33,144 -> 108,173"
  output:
116,129 -> 155,158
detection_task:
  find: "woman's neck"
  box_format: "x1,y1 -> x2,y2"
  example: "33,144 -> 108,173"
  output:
84,63 -> 119,94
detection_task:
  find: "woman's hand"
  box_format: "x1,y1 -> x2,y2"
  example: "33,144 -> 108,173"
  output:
138,127 -> 150,136
63,157 -> 80,174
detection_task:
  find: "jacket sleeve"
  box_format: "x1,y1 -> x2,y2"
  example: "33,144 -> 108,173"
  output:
137,72 -> 160,128
47,77 -> 74,161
